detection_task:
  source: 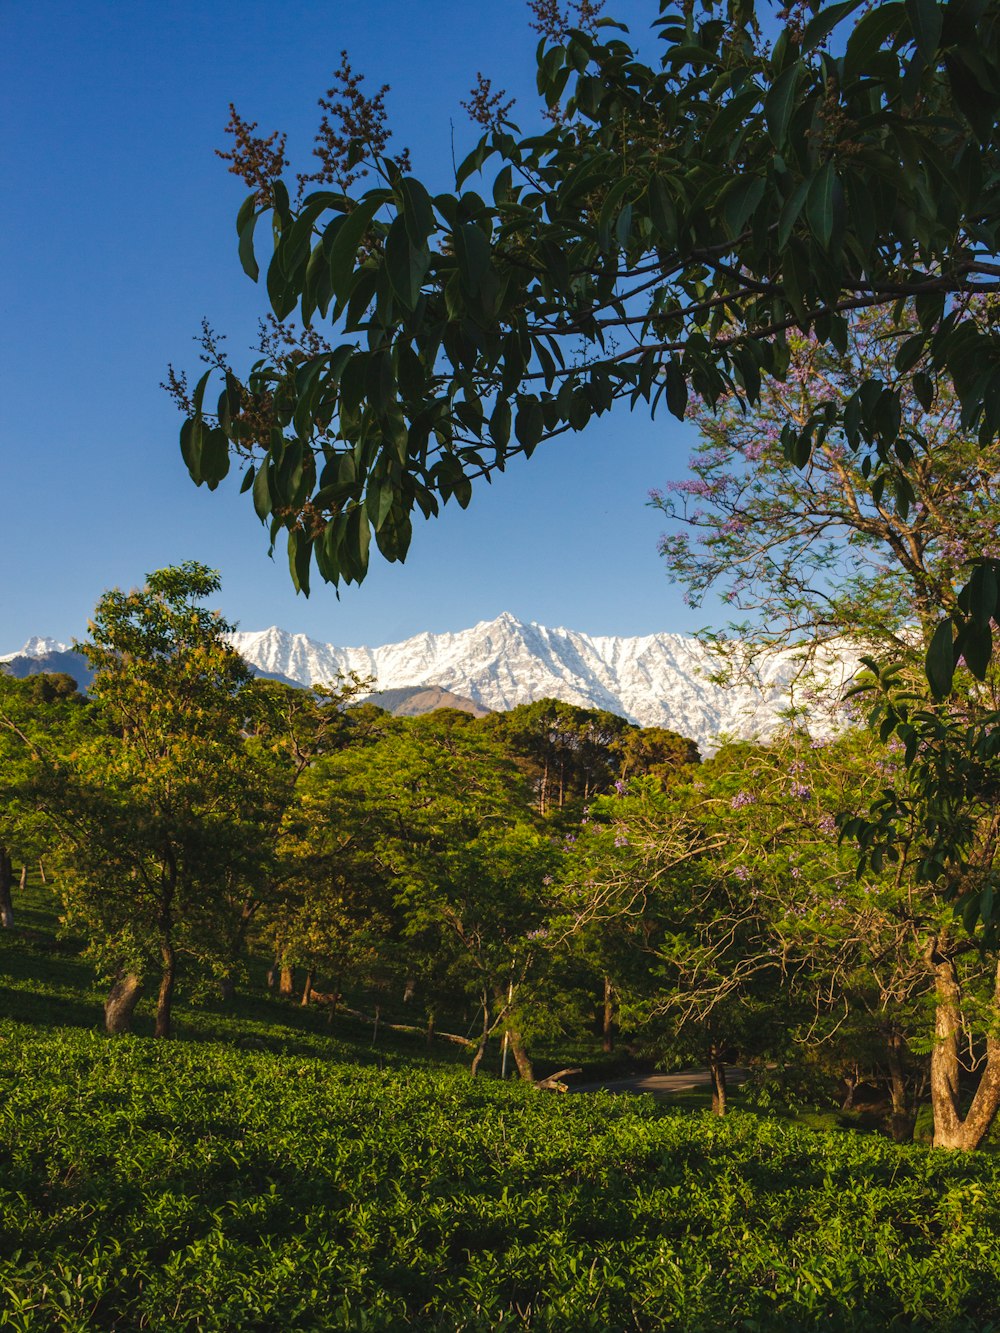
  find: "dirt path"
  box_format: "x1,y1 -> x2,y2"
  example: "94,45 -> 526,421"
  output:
568,1067 -> 748,1099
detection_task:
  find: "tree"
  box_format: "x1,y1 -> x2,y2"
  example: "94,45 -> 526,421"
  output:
50,565 -> 261,1037
172,0 -> 1000,617
560,727 -> 960,1125
653,306 -> 1000,660
308,708 -> 559,1077
0,672 -> 88,929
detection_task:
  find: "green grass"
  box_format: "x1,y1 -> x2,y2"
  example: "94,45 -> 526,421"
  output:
5,888 -> 1000,1330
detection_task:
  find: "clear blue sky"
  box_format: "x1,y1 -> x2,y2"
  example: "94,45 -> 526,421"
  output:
1,0 -> 724,652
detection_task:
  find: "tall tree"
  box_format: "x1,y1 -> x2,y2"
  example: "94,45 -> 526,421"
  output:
50,565 -> 261,1037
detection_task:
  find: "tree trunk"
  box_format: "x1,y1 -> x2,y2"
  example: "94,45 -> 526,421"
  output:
929,945 -> 1000,1150
218,972 -> 236,1003
301,969 -> 314,1006
154,943 -> 176,1039
0,847 -> 14,929
709,1047 -> 727,1117
886,1029 -> 914,1142
426,1010 -> 436,1045
601,976 -> 615,1053
38,859 -> 46,885
470,995 -> 490,1077
279,964 -> 296,997
505,1026 -> 535,1082
104,972 -> 143,1034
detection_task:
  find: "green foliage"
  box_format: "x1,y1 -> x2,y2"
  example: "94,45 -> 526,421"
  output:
178,0 -> 1000,629
6,1023 -> 1000,1329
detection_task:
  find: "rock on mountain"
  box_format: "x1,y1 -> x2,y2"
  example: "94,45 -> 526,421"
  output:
229,614 -> 859,751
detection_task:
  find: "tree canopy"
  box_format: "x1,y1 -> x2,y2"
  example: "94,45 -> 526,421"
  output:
175,0 -> 1000,651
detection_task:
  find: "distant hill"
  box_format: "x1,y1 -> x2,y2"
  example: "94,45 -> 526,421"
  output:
1,647 -> 300,693
363,685 -> 490,718
1,649 -> 93,690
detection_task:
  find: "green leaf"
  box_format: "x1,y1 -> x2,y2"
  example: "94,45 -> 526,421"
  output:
454,222 -> 492,297
252,460 -> 272,521
925,618 -> 955,699
199,427 -> 231,491
765,64 -> 803,148
489,398 -> 511,450
400,177 -> 436,247
723,175 -> 766,238
328,196 -> 383,301
237,206 -> 261,282
647,177 -> 678,245
806,162 -> 836,250
905,0 -> 942,61
800,0 -> 864,54
514,397 -> 544,451
664,360 -> 688,421
912,371 -> 935,410
385,215 -> 429,311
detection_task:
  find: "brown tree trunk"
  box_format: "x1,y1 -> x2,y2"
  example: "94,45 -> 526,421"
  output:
0,847 -> 14,929
709,1047 -> 727,1117
505,1026 -> 535,1082
601,976 -> 615,1053
279,964 -> 296,997
104,972 -> 143,1034
886,1029 -> 914,1142
154,943 -> 176,1039
218,972 -> 236,1003
426,1010 -> 436,1045
301,970 -> 314,1006
470,995 -> 490,1077
929,945 -> 1000,1150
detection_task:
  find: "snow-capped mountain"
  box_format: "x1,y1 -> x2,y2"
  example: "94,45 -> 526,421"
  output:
229,614 -> 860,751
2,615 -> 861,751
0,636 -> 69,663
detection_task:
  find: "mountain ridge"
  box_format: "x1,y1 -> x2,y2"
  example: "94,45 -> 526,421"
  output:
230,614 -> 858,751
2,614 -> 859,751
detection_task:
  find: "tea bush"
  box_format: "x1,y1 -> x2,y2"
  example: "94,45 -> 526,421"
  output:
3,1023 -> 1000,1330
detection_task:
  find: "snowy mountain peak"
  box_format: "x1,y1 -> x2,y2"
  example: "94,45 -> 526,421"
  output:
227,618 -> 858,752
0,636 -> 70,663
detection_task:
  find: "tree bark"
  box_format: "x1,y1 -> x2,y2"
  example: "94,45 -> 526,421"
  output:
470,995 -> 490,1077
709,1046 -> 727,1117
886,1029 -> 914,1142
301,969 -> 314,1006
218,972 -> 236,1003
279,964 -> 296,997
0,847 -> 14,929
601,975 -> 615,1053
929,944 -> 1000,1150
505,1025 -> 535,1082
154,943 -> 176,1039
104,972 -> 143,1034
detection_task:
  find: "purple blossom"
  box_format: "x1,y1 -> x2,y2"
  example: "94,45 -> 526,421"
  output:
526,928 -> 550,940
730,791 -> 756,809
790,867 -> 801,879
734,865 -> 750,881
789,783 -> 812,800
614,779 -> 626,796
614,835 -> 630,848
818,814 -> 837,836
665,478 -> 712,497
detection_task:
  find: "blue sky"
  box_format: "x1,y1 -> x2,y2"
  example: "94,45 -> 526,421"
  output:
1,0 -> 723,652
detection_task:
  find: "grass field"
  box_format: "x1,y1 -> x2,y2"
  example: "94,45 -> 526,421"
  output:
4,890 -> 1000,1330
